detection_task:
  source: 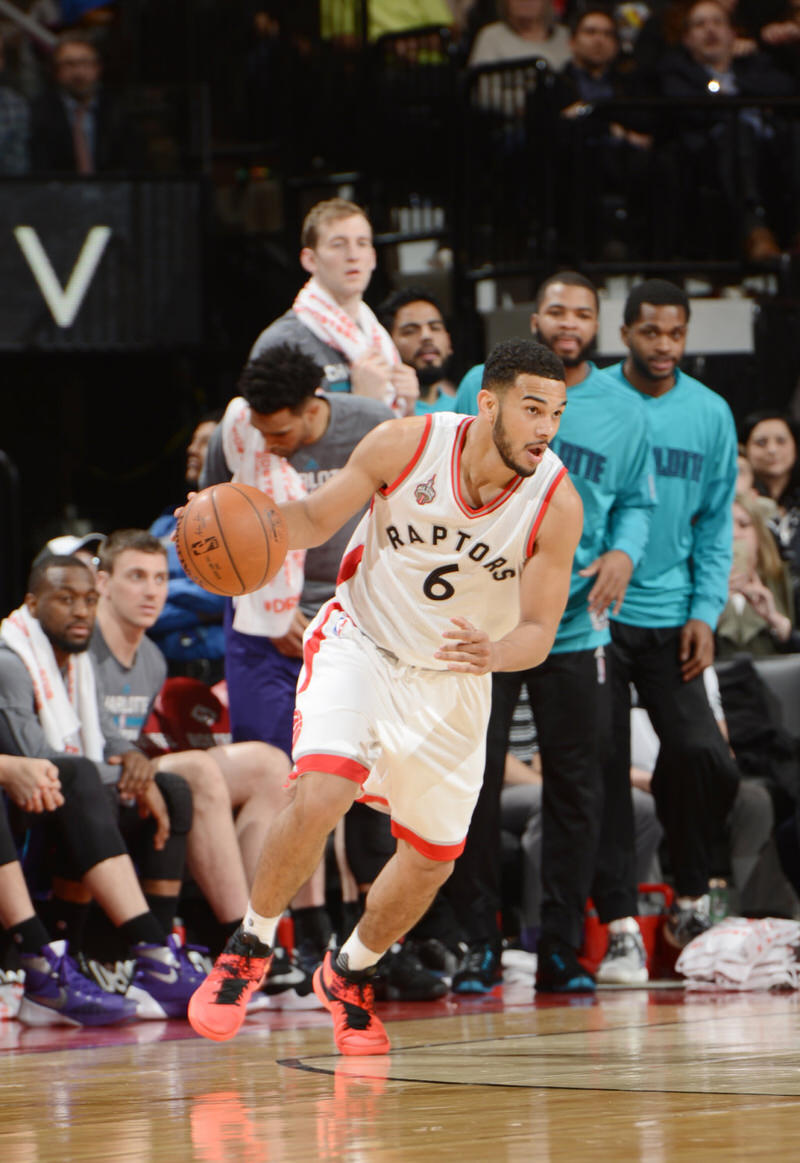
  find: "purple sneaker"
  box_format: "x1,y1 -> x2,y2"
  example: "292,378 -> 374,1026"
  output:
17,941 -> 138,1027
127,935 -> 207,1019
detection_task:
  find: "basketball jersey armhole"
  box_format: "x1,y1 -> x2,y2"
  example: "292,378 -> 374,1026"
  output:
524,465 -> 568,558
379,413 -> 433,497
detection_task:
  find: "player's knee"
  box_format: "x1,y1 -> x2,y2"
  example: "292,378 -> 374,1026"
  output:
164,750 -> 228,803
293,771 -> 357,831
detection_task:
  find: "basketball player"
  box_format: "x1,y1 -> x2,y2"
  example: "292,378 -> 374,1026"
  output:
188,338 -> 583,1056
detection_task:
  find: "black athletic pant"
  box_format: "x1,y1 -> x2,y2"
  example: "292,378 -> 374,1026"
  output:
3,756 -> 128,880
443,648 -> 608,951
2,756 -> 190,886
592,622 -> 740,920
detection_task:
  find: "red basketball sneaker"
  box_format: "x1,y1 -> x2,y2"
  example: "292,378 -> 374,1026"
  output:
188,927 -> 272,1042
312,951 -> 391,1056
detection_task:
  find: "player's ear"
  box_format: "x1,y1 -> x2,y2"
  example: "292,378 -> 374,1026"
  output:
477,387 -> 497,418
95,569 -> 111,596
300,247 -> 316,276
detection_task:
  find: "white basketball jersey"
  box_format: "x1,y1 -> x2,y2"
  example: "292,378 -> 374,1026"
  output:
335,412 -> 567,669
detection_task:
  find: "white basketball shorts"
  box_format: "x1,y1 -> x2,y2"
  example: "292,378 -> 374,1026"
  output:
292,601 -> 491,861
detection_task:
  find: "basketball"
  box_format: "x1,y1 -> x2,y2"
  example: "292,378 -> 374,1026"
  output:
175,482 -> 289,596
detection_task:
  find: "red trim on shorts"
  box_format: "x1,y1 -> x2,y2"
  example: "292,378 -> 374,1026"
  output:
296,602 -> 341,695
293,753 -> 369,784
391,820 -> 466,861
525,465 -> 568,557
379,413 -> 432,496
357,793 -> 389,808
336,544 -> 364,585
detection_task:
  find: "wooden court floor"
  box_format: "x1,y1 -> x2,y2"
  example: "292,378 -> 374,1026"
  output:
2,975 -> 800,1162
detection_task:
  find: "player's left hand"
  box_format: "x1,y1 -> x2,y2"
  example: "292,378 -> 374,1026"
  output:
580,549 -> 634,616
435,616 -> 493,674
111,750 -> 157,796
679,618 -> 714,683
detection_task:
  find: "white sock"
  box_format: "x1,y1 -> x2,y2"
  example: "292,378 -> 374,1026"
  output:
242,904 -> 281,948
337,926 -> 384,973
608,916 -> 639,935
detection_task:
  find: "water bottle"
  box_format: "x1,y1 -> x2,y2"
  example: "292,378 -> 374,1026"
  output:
709,878 -> 730,926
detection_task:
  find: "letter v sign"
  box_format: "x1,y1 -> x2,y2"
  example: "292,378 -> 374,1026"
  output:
14,225 -> 111,328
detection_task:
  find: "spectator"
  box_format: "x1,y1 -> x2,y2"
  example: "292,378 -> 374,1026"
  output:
0,555 -> 203,1018
90,529 -> 293,962
378,287 -> 457,413
469,0 -> 571,69
29,31 -> 140,173
592,278 -> 740,962
149,412 -> 227,685
249,198 -> 418,415
657,0 -> 797,260
717,493 -> 800,657
545,6 -> 654,258
0,31 -> 30,174
741,410 -> 800,586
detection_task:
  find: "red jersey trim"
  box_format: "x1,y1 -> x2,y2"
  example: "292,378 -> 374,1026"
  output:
379,413 -> 432,497
293,753 -> 369,784
524,465 -> 568,558
451,416 -> 524,519
391,820 -> 466,861
336,544 -> 364,586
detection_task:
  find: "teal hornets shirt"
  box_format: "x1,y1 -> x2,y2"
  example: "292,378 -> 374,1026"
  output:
454,361 -> 656,652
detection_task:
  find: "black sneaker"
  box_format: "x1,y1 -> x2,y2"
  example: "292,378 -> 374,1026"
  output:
374,943 -> 448,1001
535,934 -> 595,994
663,896 -> 711,950
451,940 -> 502,995
262,945 -> 307,996
405,937 -> 460,982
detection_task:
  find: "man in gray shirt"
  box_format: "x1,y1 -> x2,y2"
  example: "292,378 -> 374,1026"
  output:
0,554 -> 203,1018
249,196 -> 418,415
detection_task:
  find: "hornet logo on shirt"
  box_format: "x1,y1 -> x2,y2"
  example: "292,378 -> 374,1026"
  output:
414,474 -> 437,505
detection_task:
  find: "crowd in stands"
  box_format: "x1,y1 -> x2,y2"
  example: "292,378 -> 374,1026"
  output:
3,3 -> 800,263
1,188 -> 800,1034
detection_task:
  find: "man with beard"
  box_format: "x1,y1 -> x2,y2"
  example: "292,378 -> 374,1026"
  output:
453,271 -> 656,991
188,338 -> 582,1055
379,288 -> 457,413
593,279 -> 740,962
0,556 -> 204,1020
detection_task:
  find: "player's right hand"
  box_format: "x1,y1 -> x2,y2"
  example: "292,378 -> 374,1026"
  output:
171,491 -> 197,531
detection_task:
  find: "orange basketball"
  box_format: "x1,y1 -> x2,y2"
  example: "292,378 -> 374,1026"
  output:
175,482 -> 289,596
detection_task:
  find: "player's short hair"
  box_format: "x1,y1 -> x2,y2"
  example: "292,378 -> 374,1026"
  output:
27,554 -> 91,595
377,286 -> 448,333
97,529 -> 166,573
534,269 -> 599,312
482,339 -> 565,394
239,343 -> 324,416
300,198 -> 371,249
624,279 -> 691,325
